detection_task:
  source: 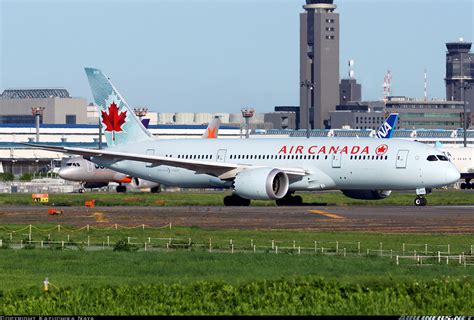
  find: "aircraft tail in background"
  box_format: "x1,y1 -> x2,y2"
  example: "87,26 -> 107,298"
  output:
84,67 -> 152,147
375,113 -> 398,139
202,117 -> 220,139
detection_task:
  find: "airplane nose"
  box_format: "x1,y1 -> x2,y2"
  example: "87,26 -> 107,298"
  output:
58,167 -> 73,180
445,165 -> 460,184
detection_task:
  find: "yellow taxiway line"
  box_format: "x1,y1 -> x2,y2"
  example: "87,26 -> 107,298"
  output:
308,210 -> 345,220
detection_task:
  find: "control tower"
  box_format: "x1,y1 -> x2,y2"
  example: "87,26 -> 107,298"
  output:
300,0 -> 340,129
445,40 -> 473,104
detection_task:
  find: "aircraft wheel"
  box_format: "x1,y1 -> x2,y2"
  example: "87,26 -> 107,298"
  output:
224,194 -> 250,206
275,198 -> 286,206
224,196 -> 234,206
116,185 -> 127,193
468,183 -> 473,190
239,198 -> 251,206
78,188 -> 85,194
292,195 -> 303,206
150,186 -> 161,193
414,197 -> 426,207
461,183 -> 467,190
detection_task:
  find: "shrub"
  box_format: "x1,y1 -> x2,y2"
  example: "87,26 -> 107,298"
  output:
113,239 -> 139,252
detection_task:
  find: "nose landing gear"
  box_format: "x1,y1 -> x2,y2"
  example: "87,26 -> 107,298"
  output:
414,187 -> 430,206
414,196 -> 427,206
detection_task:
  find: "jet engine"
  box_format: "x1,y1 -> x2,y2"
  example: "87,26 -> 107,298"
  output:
233,168 -> 289,200
132,177 -> 161,193
84,182 -> 109,189
341,190 -> 392,200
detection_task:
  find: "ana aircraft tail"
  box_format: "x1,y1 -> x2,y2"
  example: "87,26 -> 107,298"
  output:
202,117 -> 220,138
375,113 -> 398,139
85,67 -> 152,147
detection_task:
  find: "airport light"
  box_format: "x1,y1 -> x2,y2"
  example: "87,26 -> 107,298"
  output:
31,106 -> 45,142
300,80 -> 315,138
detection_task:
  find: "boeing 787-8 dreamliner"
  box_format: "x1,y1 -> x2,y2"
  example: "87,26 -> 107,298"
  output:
26,68 -> 460,206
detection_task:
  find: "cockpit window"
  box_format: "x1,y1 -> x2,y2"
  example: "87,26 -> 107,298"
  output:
66,163 -> 72,166
427,155 -> 438,161
436,155 -> 449,161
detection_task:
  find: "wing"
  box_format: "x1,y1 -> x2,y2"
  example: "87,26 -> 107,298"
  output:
22,143 -> 306,180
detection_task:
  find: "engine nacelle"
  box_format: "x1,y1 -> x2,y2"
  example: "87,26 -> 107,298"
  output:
84,182 -> 109,189
132,177 -> 161,192
233,168 -> 289,200
342,190 -> 392,200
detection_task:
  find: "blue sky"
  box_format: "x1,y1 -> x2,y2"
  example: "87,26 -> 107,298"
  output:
1,0 -> 472,113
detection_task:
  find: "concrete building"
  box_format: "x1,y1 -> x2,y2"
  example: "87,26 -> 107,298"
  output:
0,89 -> 88,124
264,106 -> 299,130
339,78 -> 361,105
300,0 -> 340,129
386,96 -> 465,130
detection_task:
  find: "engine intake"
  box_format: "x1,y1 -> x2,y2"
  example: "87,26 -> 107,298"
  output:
341,190 -> 392,200
233,168 -> 289,200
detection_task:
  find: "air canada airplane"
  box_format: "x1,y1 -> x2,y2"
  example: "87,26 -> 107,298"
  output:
58,118 -> 221,193
26,68 -> 460,206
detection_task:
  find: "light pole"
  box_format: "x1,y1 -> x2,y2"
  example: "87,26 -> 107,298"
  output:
300,80 -> 314,138
31,106 -> 45,142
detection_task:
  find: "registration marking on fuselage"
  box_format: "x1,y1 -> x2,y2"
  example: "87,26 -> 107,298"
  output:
308,210 -> 345,219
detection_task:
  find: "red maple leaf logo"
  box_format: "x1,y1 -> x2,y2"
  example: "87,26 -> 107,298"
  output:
101,101 -> 127,140
375,144 -> 388,155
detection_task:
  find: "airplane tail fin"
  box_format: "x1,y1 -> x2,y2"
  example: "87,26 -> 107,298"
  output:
375,113 -> 398,139
201,117 -> 220,139
85,67 -> 152,147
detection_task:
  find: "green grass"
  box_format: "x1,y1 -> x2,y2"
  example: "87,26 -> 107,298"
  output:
0,189 -> 473,206
1,225 -> 473,315
0,250 -> 472,315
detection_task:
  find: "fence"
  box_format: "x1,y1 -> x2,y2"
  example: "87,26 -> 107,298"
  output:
0,224 -> 472,267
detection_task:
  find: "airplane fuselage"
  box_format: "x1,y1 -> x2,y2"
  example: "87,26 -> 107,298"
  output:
91,137 -> 459,192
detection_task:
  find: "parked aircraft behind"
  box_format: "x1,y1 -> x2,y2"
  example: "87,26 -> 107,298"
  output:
375,113 -> 398,139
26,68 -> 460,206
58,118 -> 221,193
439,146 -> 474,189
59,156 -> 161,193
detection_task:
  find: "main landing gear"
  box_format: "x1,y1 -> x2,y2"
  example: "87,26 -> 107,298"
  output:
275,193 -> 303,206
224,194 -> 251,206
460,179 -> 473,190
414,188 -> 430,206
116,184 -> 127,193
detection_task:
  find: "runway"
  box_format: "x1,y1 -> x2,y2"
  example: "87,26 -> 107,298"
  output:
0,205 -> 473,233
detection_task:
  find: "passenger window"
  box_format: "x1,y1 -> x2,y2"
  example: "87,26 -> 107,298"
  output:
427,155 -> 438,161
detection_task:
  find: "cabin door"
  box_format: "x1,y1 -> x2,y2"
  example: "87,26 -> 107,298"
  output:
396,150 -> 409,168
332,154 -> 341,168
216,149 -> 227,162
146,149 -> 155,167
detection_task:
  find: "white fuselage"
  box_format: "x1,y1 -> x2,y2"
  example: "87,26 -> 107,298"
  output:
440,147 -> 474,176
90,137 -> 459,191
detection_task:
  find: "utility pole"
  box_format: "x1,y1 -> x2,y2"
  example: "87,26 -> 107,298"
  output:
300,80 -> 314,138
